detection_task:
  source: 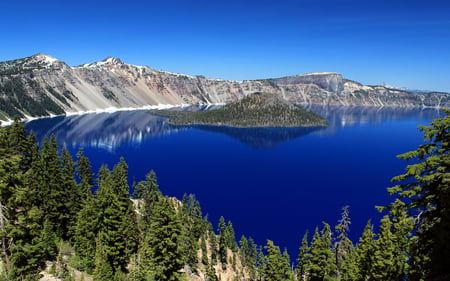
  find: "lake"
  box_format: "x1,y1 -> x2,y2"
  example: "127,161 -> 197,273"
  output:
25,106 -> 444,257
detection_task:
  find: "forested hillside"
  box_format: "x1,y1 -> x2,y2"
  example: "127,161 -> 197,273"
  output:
165,92 -> 328,128
0,110 -> 449,281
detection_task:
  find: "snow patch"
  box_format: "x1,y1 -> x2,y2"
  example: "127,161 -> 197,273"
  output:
35,54 -> 59,65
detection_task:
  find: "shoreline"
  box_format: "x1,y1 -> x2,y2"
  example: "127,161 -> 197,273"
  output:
0,103 -> 191,127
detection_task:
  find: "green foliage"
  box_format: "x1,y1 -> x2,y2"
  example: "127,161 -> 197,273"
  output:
296,231 -> 310,281
355,220 -> 375,280
145,198 -> 184,281
76,148 -> 95,200
217,216 -> 228,268
0,77 -> 64,119
166,92 -> 328,128
1,121 -> 263,281
263,240 -> 295,281
334,206 -> 356,280
371,216 -> 396,281
385,109 -> 450,280
309,223 -> 335,281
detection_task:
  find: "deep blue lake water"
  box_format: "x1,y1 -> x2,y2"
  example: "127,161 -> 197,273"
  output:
25,106 -> 443,258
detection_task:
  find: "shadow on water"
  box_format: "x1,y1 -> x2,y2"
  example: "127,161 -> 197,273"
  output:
25,105 -> 444,151
185,125 -> 323,148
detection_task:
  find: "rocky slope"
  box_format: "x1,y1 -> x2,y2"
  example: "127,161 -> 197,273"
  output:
0,54 -> 449,120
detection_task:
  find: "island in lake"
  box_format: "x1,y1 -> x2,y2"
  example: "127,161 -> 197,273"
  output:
161,92 -> 328,128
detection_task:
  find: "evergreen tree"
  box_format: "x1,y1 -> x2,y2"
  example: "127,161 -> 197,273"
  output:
371,215 -> 396,281
111,158 -> 139,267
0,123 -> 49,280
355,220 -> 375,281
76,148 -> 95,199
218,216 -> 227,268
239,235 -> 249,267
296,231 -> 310,281
389,200 -> 414,281
179,193 -> 202,272
256,246 -> 266,280
281,248 -> 296,281
61,147 -> 82,240
201,234 -> 209,265
309,223 -> 335,281
145,198 -> 184,281
96,165 -> 127,272
335,206 -> 356,280
246,237 -> 258,280
386,110 -> 450,280
139,170 -> 162,232
41,135 -> 69,238
93,232 -> 114,281
263,240 -> 294,281
73,194 -> 99,272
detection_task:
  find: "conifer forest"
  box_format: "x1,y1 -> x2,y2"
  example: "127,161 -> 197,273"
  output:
0,110 -> 449,281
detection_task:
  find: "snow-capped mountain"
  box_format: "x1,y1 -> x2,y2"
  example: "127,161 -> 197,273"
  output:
0,53 -> 449,121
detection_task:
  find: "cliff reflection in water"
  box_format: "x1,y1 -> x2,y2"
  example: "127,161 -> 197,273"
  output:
25,106 -> 443,151
26,110 -> 180,152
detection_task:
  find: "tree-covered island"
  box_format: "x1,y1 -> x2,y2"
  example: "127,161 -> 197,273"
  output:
159,92 -> 328,128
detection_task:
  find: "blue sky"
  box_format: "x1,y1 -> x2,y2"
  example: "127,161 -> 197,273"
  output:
1,0 -> 449,91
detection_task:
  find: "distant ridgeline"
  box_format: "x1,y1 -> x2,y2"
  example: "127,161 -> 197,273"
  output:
1,53 -> 450,121
1,112 -> 450,280
163,92 -> 328,128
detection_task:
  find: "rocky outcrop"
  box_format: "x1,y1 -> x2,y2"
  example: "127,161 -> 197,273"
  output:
0,54 -> 449,120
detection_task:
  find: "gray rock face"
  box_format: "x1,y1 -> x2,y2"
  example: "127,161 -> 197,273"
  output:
0,54 -> 449,119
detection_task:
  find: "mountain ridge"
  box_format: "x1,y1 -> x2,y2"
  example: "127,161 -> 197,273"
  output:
0,53 -> 449,121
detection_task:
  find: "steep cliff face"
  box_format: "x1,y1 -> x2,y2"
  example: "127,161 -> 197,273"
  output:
0,54 -> 449,120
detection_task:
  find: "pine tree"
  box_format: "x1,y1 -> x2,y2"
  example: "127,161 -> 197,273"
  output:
179,194 -> 202,272
61,147 -> 82,240
201,234 -> 209,265
247,237 -> 258,280
296,231 -> 310,281
93,232 -> 114,281
218,216 -> 227,268
386,110 -> 450,280
41,135 -> 69,238
73,195 -> 99,272
145,198 -> 184,281
281,248 -> 296,281
355,220 -> 375,281
0,123 -> 50,280
139,170 -> 162,232
309,223 -> 335,281
389,200 -> 414,281
371,215 -> 396,281
76,148 -> 95,200
111,158 -> 139,268
96,165 -> 127,272
263,240 -> 294,281
239,235 -> 249,267
335,206 -> 356,280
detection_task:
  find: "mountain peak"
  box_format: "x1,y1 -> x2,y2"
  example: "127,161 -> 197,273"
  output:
102,56 -> 123,65
31,53 -> 59,65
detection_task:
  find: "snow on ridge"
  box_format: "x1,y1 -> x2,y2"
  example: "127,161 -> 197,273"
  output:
34,53 -> 59,65
64,104 -> 189,116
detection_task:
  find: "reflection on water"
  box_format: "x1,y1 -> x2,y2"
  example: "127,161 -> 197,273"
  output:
25,106 -> 444,151
26,110 -> 182,152
307,105 -> 443,127
188,125 -> 321,148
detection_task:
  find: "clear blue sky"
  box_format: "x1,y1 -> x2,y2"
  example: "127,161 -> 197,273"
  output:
1,0 -> 449,92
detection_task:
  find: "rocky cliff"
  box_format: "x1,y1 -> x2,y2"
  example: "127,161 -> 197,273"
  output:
1,54 -> 449,120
